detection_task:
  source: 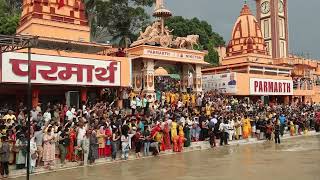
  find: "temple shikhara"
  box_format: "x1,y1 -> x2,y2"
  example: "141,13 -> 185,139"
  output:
203,0 -> 320,104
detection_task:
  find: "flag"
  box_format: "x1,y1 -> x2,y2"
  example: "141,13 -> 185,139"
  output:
58,0 -> 64,9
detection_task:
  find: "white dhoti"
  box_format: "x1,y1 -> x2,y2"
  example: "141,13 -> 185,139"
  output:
229,130 -> 234,141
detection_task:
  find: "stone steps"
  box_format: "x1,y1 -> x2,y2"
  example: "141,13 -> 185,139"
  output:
8,131 -> 320,178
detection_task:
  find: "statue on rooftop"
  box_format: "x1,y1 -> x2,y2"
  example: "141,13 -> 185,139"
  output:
130,0 -> 199,50
173,35 -> 200,50
130,21 -> 173,48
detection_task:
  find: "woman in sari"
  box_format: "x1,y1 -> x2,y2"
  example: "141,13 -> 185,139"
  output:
7,129 -> 16,164
83,130 -> 90,165
97,126 -> 106,158
104,126 -> 112,157
88,129 -> 99,164
43,126 -> 55,170
66,127 -> 76,161
242,115 -> 251,139
171,119 -> 178,141
177,125 -> 185,152
163,122 -> 171,150
289,120 -> 295,136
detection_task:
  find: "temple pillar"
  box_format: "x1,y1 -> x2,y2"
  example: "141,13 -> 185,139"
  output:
32,89 -> 39,108
80,88 -> 87,103
181,64 -> 189,93
142,60 -> 155,98
192,65 -> 203,94
132,61 -> 143,93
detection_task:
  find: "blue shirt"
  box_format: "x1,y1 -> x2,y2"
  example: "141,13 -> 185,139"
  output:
139,121 -> 145,132
279,116 -> 286,124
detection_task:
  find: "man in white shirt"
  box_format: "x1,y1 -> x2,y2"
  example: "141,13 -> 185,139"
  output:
43,109 -> 52,124
130,98 -> 137,115
71,106 -> 76,117
66,108 -> 73,121
77,122 -> 86,149
219,120 -> 229,146
122,89 -> 129,108
30,108 -> 38,121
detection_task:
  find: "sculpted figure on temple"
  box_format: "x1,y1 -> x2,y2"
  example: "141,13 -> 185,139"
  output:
137,21 -> 161,41
173,35 -> 199,50
131,21 -> 174,48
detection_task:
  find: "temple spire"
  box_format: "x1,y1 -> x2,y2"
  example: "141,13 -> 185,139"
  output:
155,0 -> 164,10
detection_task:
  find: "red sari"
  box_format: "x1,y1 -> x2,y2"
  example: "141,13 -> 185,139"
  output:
163,123 -> 171,150
66,129 -> 76,161
105,129 -> 112,157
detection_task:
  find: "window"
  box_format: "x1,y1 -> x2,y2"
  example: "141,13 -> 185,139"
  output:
263,19 -> 270,38
265,42 -> 270,55
280,41 -> 286,57
279,18 -> 285,38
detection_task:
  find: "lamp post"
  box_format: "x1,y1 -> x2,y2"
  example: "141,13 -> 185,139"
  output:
0,34 -> 37,179
26,47 -> 32,180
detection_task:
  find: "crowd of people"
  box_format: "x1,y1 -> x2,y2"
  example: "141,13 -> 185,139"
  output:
0,90 -> 319,178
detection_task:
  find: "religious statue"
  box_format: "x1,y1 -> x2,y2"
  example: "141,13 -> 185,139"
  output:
173,35 -> 200,50
130,21 -> 173,48
137,21 -> 161,41
130,0 -> 200,50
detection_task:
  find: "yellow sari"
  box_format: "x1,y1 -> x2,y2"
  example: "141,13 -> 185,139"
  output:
242,118 -> 251,139
171,122 -> 178,139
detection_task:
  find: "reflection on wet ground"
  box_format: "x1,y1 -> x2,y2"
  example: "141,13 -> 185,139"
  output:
15,135 -> 320,180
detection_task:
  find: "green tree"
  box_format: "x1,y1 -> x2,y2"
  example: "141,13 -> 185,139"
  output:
90,0 -> 154,47
165,16 -> 224,65
205,40 -> 220,66
0,0 -> 21,35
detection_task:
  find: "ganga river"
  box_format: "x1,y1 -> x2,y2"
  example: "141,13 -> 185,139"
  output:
15,135 -> 320,180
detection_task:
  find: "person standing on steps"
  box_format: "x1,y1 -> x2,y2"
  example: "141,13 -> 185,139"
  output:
219,119 -> 229,146
274,120 -> 281,144
0,136 -> 10,178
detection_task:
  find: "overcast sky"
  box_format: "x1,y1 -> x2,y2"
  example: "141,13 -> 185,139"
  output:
159,0 -> 320,59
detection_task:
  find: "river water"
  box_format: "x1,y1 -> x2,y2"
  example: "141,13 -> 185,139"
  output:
15,135 -> 320,180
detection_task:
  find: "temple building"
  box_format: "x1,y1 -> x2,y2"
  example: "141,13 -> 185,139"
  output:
0,0 -> 131,109
202,2 -> 320,104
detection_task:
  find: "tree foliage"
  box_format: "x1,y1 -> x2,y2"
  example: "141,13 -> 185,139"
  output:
87,0 -> 154,47
0,0 -> 21,35
165,16 -> 225,65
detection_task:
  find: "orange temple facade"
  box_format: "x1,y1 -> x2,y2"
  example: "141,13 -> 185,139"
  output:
0,0 -> 131,109
202,2 -> 320,104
